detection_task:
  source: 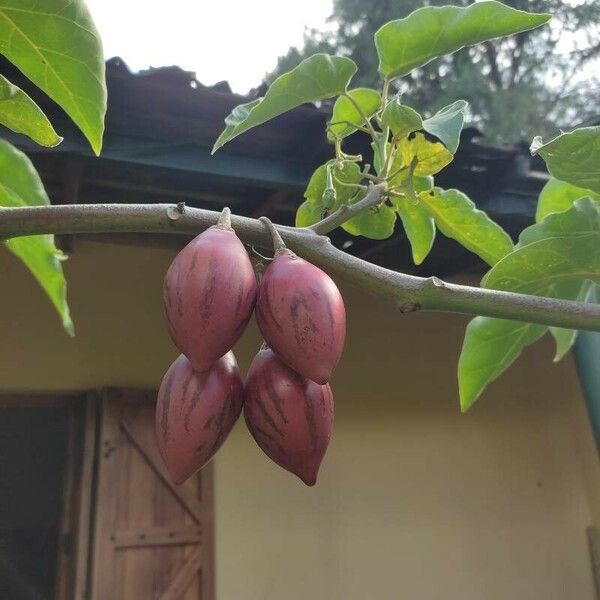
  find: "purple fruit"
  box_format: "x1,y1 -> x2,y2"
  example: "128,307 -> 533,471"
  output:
163,214 -> 257,372
256,250 -> 345,384
156,352 -> 243,484
244,347 -> 334,486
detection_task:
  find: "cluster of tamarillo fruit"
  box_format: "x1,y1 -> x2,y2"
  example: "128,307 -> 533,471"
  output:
156,208 -> 346,486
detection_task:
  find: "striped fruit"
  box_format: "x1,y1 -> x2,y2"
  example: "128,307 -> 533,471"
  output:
244,347 -> 334,486
163,215 -> 257,372
156,352 -> 243,484
256,249 -> 345,384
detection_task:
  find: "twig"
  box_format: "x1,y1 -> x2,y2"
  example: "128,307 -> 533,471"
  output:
310,184 -> 387,235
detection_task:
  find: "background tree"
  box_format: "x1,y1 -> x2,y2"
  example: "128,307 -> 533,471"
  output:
267,0 -> 600,143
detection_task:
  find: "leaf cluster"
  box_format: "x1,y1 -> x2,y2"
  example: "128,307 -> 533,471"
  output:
215,2 -> 600,409
0,0 -> 107,334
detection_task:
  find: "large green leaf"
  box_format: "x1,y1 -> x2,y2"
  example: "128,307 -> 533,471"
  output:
483,233 -> 600,292
419,187 -> 513,266
213,54 -> 357,152
392,195 -> 435,264
0,140 -> 73,334
459,277 -> 589,411
536,177 -> 600,223
459,198 -> 600,410
381,99 -> 423,139
531,127 -> 600,194
522,200 -> 598,360
422,100 -> 468,154
0,0 -> 106,154
375,2 -> 551,79
549,281 -> 593,362
520,195 -> 600,246
459,317 -> 546,412
328,88 -> 380,140
0,74 -> 61,146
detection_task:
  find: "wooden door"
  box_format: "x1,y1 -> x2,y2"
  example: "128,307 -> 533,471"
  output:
90,389 -> 214,600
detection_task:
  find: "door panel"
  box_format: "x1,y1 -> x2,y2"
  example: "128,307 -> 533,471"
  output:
90,389 -> 214,600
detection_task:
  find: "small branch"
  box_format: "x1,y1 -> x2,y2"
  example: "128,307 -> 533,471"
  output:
310,183 -> 387,235
483,41 -> 503,90
2,203 -> 600,332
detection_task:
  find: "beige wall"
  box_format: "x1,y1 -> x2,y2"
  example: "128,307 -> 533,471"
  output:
0,237 -> 599,599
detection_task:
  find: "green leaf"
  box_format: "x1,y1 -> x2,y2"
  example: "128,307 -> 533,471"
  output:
422,100 -> 468,154
459,317 -> 546,412
304,160 -> 362,206
459,198 -> 600,410
213,54 -> 357,152
549,281 -> 593,362
0,140 -> 73,334
0,139 -> 50,206
531,127 -> 600,194
0,74 -> 62,146
381,98 -> 423,139
210,99 -> 261,154
419,187 -> 513,266
536,177 -> 600,223
375,1 -> 551,79
328,88 -> 380,140
459,277 -> 587,411
520,203 -> 595,361
0,0 -> 106,155
483,234 -> 600,290
392,196 -> 435,264
396,133 -> 453,176
342,202 -> 396,240
484,198 -> 600,292
295,200 -> 323,227
520,196 -> 600,247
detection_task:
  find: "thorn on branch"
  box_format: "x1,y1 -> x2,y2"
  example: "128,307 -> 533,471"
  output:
428,276 -> 445,289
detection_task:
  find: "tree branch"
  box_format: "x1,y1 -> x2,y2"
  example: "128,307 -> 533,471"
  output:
2,203 -> 600,332
310,183 -> 387,235
483,42 -> 503,90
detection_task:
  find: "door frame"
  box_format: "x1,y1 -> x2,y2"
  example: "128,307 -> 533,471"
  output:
0,392 -> 96,600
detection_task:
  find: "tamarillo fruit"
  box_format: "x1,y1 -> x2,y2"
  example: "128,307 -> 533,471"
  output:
156,352 -> 243,484
256,248 -> 346,384
163,209 -> 257,372
244,347 -> 334,486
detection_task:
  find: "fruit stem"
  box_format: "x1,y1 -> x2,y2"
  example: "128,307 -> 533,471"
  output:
217,206 -> 232,229
259,217 -> 288,256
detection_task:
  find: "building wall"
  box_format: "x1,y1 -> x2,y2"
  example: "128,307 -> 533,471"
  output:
0,237 -> 598,599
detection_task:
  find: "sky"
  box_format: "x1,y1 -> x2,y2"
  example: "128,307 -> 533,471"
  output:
87,0 -> 333,94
